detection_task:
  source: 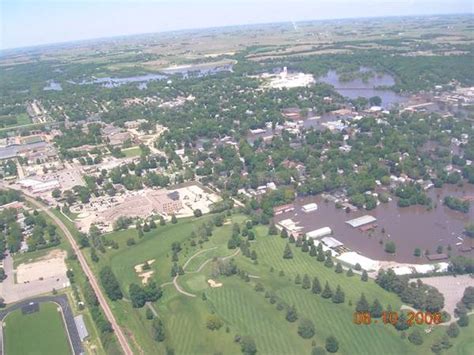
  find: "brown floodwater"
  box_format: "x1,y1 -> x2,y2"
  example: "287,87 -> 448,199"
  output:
274,184 -> 474,264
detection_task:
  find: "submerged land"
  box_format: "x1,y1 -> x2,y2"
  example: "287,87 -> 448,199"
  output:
0,13 -> 473,355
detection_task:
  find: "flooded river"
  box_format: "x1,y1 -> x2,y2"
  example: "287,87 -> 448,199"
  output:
73,63 -> 233,88
274,184 -> 474,264
317,69 -> 408,108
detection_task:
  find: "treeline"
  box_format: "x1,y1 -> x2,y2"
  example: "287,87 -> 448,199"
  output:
443,196 -> 470,213
99,266 -> 123,301
376,269 -> 444,313
0,189 -> 21,206
23,210 -> 61,252
82,279 -> 116,349
129,282 -> 162,308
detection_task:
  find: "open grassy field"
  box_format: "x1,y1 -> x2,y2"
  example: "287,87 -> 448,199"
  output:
446,315 -> 474,355
121,146 -> 142,158
75,211 -> 474,355
4,302 -> 71,355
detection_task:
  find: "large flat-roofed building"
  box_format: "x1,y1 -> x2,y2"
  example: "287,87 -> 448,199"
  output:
302,203 -> 318,213
18,178 -> 60,193
345,215 -> 377,228
337,251 -> 379,271
306,227 -> 332,239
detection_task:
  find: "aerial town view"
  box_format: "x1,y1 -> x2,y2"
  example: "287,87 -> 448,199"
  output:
0,0 -> 473,354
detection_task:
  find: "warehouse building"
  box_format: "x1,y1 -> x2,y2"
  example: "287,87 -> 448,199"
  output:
345,215 -> 377,228
306,227 -> 332,239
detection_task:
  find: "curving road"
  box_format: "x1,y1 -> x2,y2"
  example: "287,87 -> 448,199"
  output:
0,295 -> 83,355
23,195 -> 133,355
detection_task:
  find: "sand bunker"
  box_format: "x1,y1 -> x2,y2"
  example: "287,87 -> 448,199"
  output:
16,249 -> 67,283
207,279 -> 223,288
134,259 -> 155,284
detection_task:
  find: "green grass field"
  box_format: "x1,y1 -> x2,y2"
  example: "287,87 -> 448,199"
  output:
4,302 -> 71,355
80,213 -> 473,354
0,113 -> 31,129
121,146 -> 142,158
446,315 -> 474,355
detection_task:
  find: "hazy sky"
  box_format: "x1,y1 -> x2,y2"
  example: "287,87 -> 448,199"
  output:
1,0 -> 473,50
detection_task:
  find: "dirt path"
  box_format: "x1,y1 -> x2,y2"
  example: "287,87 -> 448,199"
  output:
145,302 -> 159,317
182,247 -> 218,271
172,275 -> 196,297
23,194 -> 133,355
172,248 -> 241,297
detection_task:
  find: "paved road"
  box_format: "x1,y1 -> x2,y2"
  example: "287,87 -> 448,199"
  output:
0,295 -> 83,355
23,195 -> 132,355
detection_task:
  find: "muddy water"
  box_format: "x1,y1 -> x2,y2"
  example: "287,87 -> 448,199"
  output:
274,184 -> 474,264
317,69 -> 408,108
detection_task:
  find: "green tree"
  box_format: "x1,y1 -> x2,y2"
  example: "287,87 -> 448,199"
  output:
408,328 -> 424,345
457,314 -> 469,327
99,266 -> 123,301
302,274 -> 311,289
446,323 -> 460,338
283,244 -> 293,259
206,315 -> 224,330
384,241 -> 396,254
171,214 -> 177,224
325,336 -> 339,353
332,285 -> 345,304
129,283 -> 147,308
324,255 -> 334,268
356,293 -> 369,312
335,263 -> 343,273
312,277 -> 322,294
370,299 -> 383,318
286,305 -> 298,322
240,336 -> 257,355
145,308 -> 154,320
152,318 -> 166,342
268,223 -> 278,235
361,270 -> 368,282
317,248 -> 325,262
346,268 -> 354,277
462,286 -> 474,309
321,282 -> 333,299
395,312 -> 409,331
298,318 -> 315,339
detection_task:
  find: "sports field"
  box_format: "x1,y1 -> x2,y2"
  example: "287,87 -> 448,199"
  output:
85,214 -> 472,354
3,302 -> 72,355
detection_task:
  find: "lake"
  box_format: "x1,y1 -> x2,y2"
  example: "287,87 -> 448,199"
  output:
317,69 -> 408,108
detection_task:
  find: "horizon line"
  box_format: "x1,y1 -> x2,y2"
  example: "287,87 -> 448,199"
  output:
1,12 -> 471,54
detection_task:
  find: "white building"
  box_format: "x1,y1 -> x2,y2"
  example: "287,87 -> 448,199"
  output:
302,203 -> 318,213
306,227 -> 332,239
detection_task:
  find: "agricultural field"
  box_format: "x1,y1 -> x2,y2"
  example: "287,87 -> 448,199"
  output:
82,213 -> 470,354
3,302 -> 72,355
